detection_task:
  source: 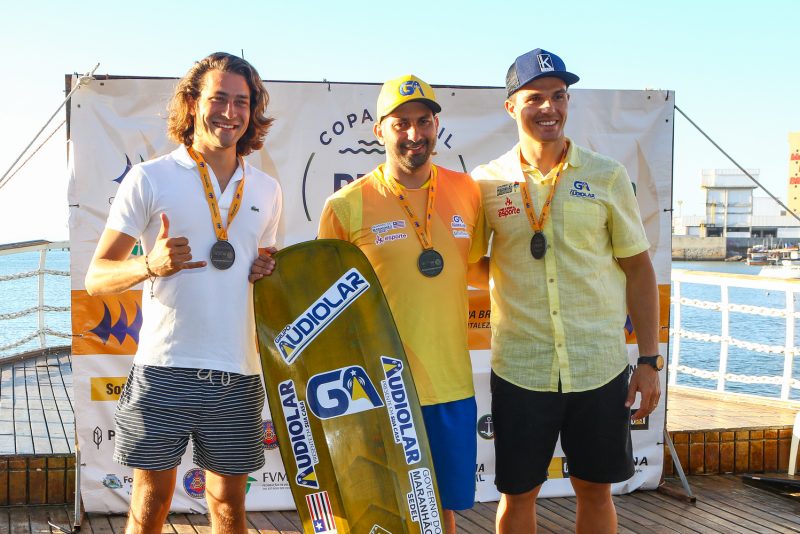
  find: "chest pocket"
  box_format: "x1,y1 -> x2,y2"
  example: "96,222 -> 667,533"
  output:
561,200 -> 606,252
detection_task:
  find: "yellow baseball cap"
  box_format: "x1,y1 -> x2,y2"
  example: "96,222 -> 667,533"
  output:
376,74 -> 441,123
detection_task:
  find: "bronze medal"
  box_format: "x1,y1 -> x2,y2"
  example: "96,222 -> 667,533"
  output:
530,232 -> 547,259
210,240 -> 235,270
418,249 -> 444,277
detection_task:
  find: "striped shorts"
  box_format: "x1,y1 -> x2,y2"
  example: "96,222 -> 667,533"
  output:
113,364 -> 265,475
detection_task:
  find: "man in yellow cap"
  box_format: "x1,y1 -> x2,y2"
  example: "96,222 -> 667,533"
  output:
318,74 -> 484,533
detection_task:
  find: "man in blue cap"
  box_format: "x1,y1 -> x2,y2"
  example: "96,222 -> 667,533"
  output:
471,48 -> 662,532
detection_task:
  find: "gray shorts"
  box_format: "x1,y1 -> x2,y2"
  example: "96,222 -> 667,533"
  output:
113,364 -> 266,475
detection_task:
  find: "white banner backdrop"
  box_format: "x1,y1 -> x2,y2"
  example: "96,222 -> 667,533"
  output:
68,76 -> 673,512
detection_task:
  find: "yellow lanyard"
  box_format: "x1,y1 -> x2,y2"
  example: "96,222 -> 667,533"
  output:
381,165 -> 438,250
518,145 -> 569,234
186,147 -> 245,241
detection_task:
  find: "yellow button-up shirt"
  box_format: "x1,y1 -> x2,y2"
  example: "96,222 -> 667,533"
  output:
471,141 -> 650,392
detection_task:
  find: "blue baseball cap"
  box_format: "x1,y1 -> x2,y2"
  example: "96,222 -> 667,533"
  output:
505,48 -> 580,97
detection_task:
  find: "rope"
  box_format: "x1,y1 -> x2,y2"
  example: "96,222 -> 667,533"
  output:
0,269 -> 70,282
0,120 -> 66,190
0,63 -> 99,191
673,328 -> 798,356
678,297 -> 800,319
0,306 -> 70,322
675,365 -> 800,390
674,105 -> 800,225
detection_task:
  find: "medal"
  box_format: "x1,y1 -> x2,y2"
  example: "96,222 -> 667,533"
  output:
418,249 -> 444,277
381,165 -> 444,277
530,232 -> 547,259
518,143 -> 569,262
186,147 -> 246,271
210,240 -> 236,270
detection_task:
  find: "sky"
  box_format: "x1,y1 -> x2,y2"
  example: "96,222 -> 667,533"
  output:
0,0 -> 798,243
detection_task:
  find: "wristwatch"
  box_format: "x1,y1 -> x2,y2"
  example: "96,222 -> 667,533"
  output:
637,355 -> 664,371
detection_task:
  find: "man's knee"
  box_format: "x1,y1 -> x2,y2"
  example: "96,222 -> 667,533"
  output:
570,476 -> 612,504
503,484 -> 541,508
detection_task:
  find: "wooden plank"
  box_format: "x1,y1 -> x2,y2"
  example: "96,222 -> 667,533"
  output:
688,476 -> 800,529
245,511 -> 281,534
456,507 -> 495,532
624,490 -> 757,533
27,507 -> 51,534
0,509 -> 9,534
261,512 -> 300,534
168,514 -> 200,534
85,514 -> 115,534
185,513 -> 211,534
8,508 -> 29,534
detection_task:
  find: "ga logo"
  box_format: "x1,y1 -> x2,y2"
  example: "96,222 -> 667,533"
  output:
399,80 -> 426,97
307,366 -> 384,419
183,468 -> 206,499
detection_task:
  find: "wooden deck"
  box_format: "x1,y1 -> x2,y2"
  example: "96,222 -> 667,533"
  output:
0,347 -> 73,455
0,475 -> 797,533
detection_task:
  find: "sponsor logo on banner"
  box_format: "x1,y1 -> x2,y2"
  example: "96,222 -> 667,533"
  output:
569,180 -> 596,199
263,419 -> 279,449
102,474 -> 123,489
375,232 -> 408,246
306,366 -> 384,419
372,220 -> 406,234
496,183 -> 520,196
406,468 -> 441,533
380,357 -> 421,465
497,197 -> 521,218
477,414 -> 494,440
300,103 -> 463,224
274,269 -> 369,364
72,291 -> 144,355
631,415 -> 650,430
306,491 -> 338,533
279,380 -> 320,488
91,426 -> 116,450
245,476 -> 257,494
451,215 -> 466,229
89,302 -> 143,345
90,376 -> 127,401
476,463 -> 488,483
261,471 -> 290,491
183,468 -> 206,499
547,457 -> 568,479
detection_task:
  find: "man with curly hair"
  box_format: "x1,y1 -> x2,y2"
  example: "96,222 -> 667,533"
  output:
86,52 -> 282,533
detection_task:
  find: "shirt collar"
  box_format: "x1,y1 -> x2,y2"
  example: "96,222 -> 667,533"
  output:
173,145 -> 246,184
513,138 -> 582,184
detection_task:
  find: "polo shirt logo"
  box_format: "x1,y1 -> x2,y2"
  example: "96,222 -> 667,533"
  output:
451,215 -> 466,229
497,196 -> 521,218
569,180 -> 596,199
375,232 -> 408,246
496,183 -> 520,196
371,220 -> 406,235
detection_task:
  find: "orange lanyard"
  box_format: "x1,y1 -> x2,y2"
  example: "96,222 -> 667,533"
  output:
186,147 -> 245,241
381,165 -> 438,250
518,145 -> 569,234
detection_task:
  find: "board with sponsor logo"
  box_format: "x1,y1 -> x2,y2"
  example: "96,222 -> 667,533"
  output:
254,239 -> 442,534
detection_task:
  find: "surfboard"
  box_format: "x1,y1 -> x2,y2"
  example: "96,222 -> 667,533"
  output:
253,239 -> 443,534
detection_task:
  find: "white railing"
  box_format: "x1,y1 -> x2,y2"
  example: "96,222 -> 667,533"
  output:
670,268 -> 800,400
0,240 -> 71,360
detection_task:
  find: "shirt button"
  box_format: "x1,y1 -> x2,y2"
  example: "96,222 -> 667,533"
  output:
549,278 -> 554,283
557,343 -> 562,348
552,310 -> 558,315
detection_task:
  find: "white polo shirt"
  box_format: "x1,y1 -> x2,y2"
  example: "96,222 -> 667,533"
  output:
105,145 -> 282,375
